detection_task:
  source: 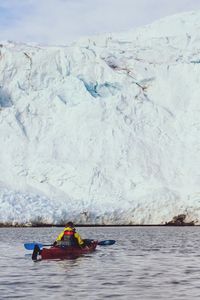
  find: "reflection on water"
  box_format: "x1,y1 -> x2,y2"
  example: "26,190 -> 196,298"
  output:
0,227 -> 200,299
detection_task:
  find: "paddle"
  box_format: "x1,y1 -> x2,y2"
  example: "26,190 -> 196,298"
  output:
98,240 -> 115,246
84,239 -> 116,246
24,243 -> 52,250
24,239 -> 115,250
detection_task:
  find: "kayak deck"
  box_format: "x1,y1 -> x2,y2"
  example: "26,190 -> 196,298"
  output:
32,241 -> 98,260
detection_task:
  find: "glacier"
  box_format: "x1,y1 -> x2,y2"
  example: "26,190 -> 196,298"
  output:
0,10 -> 200,225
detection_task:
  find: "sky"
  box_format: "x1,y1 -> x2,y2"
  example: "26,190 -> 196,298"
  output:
0,0 -> 200,45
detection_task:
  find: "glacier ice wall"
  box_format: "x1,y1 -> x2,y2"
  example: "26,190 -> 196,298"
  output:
0,11 -> 200,225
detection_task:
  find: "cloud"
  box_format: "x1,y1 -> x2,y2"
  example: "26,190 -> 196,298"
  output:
0,0 -> 200,45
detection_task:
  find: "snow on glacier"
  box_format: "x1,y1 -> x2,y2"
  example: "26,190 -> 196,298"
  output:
0,11 -> 200,225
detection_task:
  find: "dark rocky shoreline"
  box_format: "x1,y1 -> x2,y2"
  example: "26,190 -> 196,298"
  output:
0,214 -> 196,227
0,224 -> 196,228
164,214 -> 195,226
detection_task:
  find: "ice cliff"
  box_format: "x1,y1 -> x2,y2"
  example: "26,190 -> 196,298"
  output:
0,11 -> 200,225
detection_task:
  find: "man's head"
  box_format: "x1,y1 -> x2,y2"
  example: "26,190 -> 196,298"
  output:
66,221 -> 74,228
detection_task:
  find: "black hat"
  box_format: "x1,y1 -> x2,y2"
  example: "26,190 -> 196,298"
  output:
66,221 -> 74,228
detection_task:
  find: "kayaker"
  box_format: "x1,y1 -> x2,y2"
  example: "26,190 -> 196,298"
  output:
54,221 -> 85,248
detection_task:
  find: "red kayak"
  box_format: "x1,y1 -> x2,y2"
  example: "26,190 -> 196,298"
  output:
32,241 -> 98,260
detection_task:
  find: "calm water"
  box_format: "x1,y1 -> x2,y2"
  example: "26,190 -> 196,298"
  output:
1,226 -> 200,299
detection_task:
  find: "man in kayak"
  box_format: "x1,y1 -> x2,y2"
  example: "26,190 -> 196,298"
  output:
54,221 -> 85,248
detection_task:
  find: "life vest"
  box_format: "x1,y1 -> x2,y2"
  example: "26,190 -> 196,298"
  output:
61,229 -> 78,247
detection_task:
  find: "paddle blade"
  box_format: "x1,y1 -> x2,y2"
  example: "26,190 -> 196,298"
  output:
98,240 -> 116,246
24,243 -> 43,250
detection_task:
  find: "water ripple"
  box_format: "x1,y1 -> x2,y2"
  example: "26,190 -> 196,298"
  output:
1,227 -> 200,299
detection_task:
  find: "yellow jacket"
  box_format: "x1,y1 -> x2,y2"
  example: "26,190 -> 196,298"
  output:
56,227 -> 84,246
